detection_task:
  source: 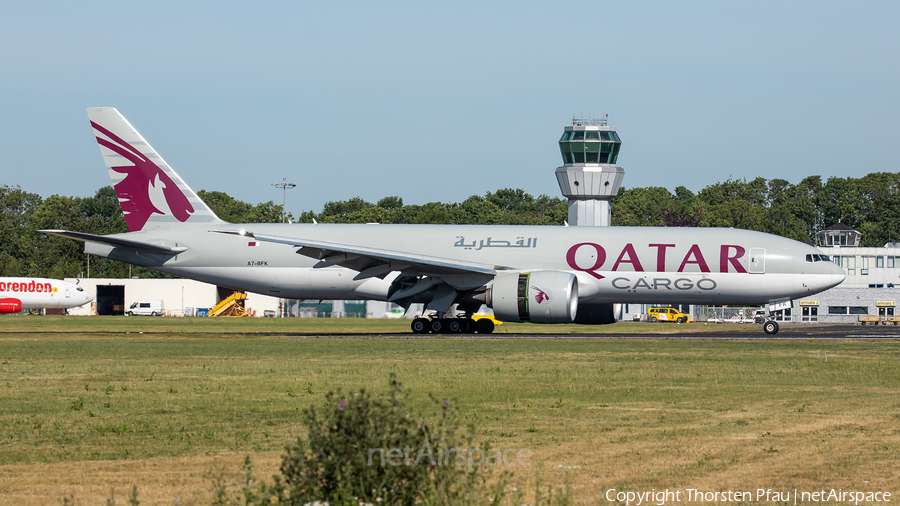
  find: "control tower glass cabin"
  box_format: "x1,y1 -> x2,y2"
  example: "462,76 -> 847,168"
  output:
554,118 -> 624,226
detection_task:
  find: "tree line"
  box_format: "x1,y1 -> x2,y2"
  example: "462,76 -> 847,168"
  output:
2,172 -> 898,278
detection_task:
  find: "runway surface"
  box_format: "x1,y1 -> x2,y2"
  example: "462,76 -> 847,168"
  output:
433,323 -> 900,340
356,323 -> 900,340
6,323 -> 899,339
255,323 -> 900,339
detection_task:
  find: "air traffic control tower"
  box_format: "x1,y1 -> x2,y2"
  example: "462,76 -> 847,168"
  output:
555,116 -> 624,226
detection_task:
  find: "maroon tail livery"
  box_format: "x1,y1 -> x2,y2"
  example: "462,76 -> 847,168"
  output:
90,120 -> 195,231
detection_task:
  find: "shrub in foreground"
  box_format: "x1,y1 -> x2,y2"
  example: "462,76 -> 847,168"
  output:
83,375 -> 574,506
278,373 -> 495,505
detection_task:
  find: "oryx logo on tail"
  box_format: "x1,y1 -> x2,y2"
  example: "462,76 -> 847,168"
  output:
91,121 -> 194,231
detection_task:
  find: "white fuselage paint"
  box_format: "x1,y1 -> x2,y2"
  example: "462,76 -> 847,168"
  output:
84,223 -> 845,306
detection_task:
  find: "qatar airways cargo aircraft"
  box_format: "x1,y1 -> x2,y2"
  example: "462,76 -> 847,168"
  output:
0,278 -> 94,313
42,108 -> 845,334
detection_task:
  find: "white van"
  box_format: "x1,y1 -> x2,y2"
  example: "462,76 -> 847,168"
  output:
126,300 -> 164,316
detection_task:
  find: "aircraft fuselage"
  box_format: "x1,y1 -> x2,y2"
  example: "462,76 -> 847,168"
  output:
85,223 -> 844,306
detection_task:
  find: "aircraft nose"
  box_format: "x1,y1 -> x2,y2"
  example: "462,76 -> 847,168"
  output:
830,261 -> 846,288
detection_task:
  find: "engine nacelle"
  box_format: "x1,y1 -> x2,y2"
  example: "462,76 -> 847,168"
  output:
0,298 -> 23,314
490,271 -> 578,323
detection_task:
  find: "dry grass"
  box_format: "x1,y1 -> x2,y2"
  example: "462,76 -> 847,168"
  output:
0,453 -> 281,506
1,322 -> 899,504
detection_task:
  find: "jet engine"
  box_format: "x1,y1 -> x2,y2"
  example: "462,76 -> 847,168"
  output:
0,298 -> 22,314
490,271 -> 578,323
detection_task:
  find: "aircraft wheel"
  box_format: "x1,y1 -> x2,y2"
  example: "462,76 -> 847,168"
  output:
462,318 -> 476,334
475,318 -> 494,334
763,320 -> 779,335
126,311 -> 133,316
446,319 -> 462,334
411,318 -> 429,334
429,319 -> 445,334
649,316 -> 658,323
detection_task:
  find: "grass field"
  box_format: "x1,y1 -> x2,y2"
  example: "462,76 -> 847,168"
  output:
1,317 -> 899,504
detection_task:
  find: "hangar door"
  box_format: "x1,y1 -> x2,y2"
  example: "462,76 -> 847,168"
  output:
96,285 -> 124,315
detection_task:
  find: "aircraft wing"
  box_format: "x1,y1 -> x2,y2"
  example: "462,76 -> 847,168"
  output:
40,230 -> 188,255
213,229 -> 506,280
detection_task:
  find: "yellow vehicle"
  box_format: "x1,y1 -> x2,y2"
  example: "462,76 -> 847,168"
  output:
472,314 -> 503,326
647,307 -> 689,323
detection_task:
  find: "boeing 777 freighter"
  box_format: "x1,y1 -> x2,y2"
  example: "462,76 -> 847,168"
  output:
42,108 -> 845,334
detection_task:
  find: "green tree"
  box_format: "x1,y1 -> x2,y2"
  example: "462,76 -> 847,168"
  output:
612,187 -> 672,226
765,176 -> 821,242
693,178 -> 769,231
31,187 -> 135,279
0,185 -> 42,276
449,196 -> 502,225
377,196 -> 404,211
197,190 -> 288,223
414,202 -> 453,224
319,197 -> 374,222
819,176 -> 865,230
14,170 -> 900,280
665,186 -> 700,227
32,194 -> 86,278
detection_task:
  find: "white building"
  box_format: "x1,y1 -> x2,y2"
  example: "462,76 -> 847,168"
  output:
64,278 -> 280,317
63,277 -> 413,319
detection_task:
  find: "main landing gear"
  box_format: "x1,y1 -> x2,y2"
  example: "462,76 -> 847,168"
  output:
763,320 -> 779,335
410,316 -> 495,334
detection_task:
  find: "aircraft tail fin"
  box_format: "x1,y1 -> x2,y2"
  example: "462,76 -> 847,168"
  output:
86,107 -> 224,232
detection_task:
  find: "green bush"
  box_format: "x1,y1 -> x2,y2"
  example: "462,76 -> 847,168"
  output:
279,373 -> 495,506
87,375 -> 574,506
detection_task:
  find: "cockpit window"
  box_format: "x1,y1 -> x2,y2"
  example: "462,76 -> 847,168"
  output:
806,254 -> 830,263
819,255 -> 830,262
76,287 -> 84,291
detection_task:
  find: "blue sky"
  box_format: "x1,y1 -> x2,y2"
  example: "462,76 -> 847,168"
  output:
2,1 -> 897,218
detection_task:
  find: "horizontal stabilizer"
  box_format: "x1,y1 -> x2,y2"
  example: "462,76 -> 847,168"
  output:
40,230 -> 188,254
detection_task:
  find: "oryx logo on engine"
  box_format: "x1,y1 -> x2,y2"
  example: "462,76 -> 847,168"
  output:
532,286 -> 550,304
